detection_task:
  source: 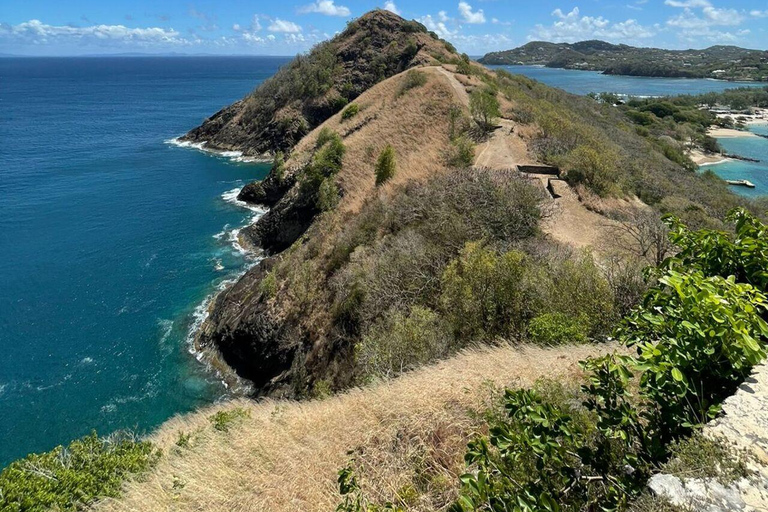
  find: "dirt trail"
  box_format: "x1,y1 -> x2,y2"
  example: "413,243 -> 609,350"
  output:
433,65 -> 625,253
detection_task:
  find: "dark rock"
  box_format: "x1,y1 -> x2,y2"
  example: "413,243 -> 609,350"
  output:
237,172 -> 296,207
195,258 -> 299,393
241,187 -> 318,254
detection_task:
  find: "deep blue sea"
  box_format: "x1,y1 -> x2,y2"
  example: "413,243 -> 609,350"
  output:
1,57 -> 766,469
0,56 -> 289,466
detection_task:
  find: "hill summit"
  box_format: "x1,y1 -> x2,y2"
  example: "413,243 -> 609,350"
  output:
180,9 -> 458,157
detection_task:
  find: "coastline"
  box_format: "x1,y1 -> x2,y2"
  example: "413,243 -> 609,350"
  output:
707,127 -> 759,139
166,137 -> 271,164
690,148 -> 730,166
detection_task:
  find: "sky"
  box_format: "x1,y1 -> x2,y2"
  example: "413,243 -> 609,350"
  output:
1,0 -> 767,56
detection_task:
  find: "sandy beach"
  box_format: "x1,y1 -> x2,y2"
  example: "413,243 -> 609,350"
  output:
708,127 -> 759,138
689,149 -> 730,166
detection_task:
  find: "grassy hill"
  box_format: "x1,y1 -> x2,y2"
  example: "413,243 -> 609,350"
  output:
479,40 -> 768,81
180,10 -> 458,157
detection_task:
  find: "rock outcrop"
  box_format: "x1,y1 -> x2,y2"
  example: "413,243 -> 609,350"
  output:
647,364 -> 768,510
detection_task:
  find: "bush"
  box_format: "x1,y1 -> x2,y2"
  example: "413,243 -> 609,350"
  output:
440,243 -> 530,340
563,144 -> 620,197
456,53 -> 472,75
445,135 -> 475,168
356,306 -> 448,380
318,177 -> 340,211
469,89 -> 500,132
301,130 -> 346,204
397,69 -> 427,97
209,408 -> 250,432
528,312 -> 589,345
341,103 -> 359,120
0,432 -> 157,512
272,151 -> 286,182
375,145 -> 396,186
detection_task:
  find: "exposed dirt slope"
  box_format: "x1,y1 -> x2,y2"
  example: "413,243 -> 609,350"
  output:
94,343 -> 613,512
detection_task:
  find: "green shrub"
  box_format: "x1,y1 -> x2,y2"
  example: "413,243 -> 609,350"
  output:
563,144 -> 620,197
469,89 -> 500,132
272,151 -> 286,182
0,432 -> 157,512
456,53 -> 472,75
528,312 -> 589,345
209,408 -> 250,432
301,130 -> 346,204
375,145 -> 396,186
397,69 -> 428,97
318,177 -> 340,211
445,135 -> 475,168
341,103 -> 359,120
356,306 -> 448,380
259,270 -> 278,298
440,243 -> 530,340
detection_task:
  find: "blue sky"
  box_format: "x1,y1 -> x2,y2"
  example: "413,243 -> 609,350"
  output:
1,0 -> 767,56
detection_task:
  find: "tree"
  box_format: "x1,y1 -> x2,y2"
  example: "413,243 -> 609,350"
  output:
375,145 -> 396,186
469,89 -> 500,132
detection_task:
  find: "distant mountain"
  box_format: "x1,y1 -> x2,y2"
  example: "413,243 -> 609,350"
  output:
479,40 -> 768,81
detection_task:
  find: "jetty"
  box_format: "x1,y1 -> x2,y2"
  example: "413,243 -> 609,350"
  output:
725,179 -> 756,188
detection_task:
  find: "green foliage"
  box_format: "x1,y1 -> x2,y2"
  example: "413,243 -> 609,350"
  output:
0,432 -> 157,512
456,53 -> 472,75
272,151 -> 286,182
301,130 -> 346,207
451,209 -> 768,511
469,89 -> 500,132
528,312 -> 589,345
259,270 -> 278,298
209,408 -> 249,432
318,178 -> 341,211
440,243 -> 530,340
374,145 -> 396,186
563,144 -> 620,197
445,135 -> 475,168
356,306 -> 448,379
341,103 -> 359,120
397,69 -> 428,97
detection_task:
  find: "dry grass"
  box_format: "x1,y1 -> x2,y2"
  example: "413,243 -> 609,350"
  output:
94,343 -> 613,512
286,66 -> 467,213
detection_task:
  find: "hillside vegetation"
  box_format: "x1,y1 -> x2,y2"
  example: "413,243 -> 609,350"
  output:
480,40 -> 768,81
180,10 -> 457,157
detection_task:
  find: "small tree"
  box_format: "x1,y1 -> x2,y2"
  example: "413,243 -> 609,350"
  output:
375,145 -> 396,186
272,151 -> 285,182
469,90 -> 500,132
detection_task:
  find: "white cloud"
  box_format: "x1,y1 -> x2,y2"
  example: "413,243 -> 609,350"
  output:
418,14 -> 456,38
439,10 -> 450,22
458,2 -> 486,24
664,0 -> 711,7
268,19 -> 302,33
298,0 -> 351,17
530,7 -> 656,42
383,1 -> 401,15
751,9 -> 768,18
0,19 -> 187,46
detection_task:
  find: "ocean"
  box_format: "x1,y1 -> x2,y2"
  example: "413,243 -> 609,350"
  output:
701,125 -> 768,198
0,56 -> 289,466
0,56 -> 765,468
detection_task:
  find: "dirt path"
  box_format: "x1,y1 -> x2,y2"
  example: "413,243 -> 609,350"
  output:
435,65 -> 469,106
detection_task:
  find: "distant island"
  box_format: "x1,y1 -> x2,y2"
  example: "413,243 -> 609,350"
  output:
479,40 -> 768,81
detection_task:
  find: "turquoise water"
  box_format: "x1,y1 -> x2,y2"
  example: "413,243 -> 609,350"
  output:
489,65 -> 766,96
0,57 -> 288,466
702,125 -> 768,198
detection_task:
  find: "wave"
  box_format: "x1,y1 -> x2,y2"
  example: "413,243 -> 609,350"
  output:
165,137 -> 268,164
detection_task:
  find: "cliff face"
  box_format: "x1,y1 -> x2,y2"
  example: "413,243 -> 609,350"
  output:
180,10 -> 456,158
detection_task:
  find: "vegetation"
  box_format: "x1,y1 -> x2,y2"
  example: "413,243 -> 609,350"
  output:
397,69 -> 428,97
374,145 -> 396,186
0,432 -> 157,512
272,151 -> 286,182
209,408 -> 250,432
446,135 -> 475,167
447,208 -> 768,511
480,40 -> 768,81
341,104 -> 359,120
469,89 -> 500,132
300,128 -> 347,208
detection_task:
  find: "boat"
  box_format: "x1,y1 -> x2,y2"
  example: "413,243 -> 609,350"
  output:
725,179 -> 756,188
